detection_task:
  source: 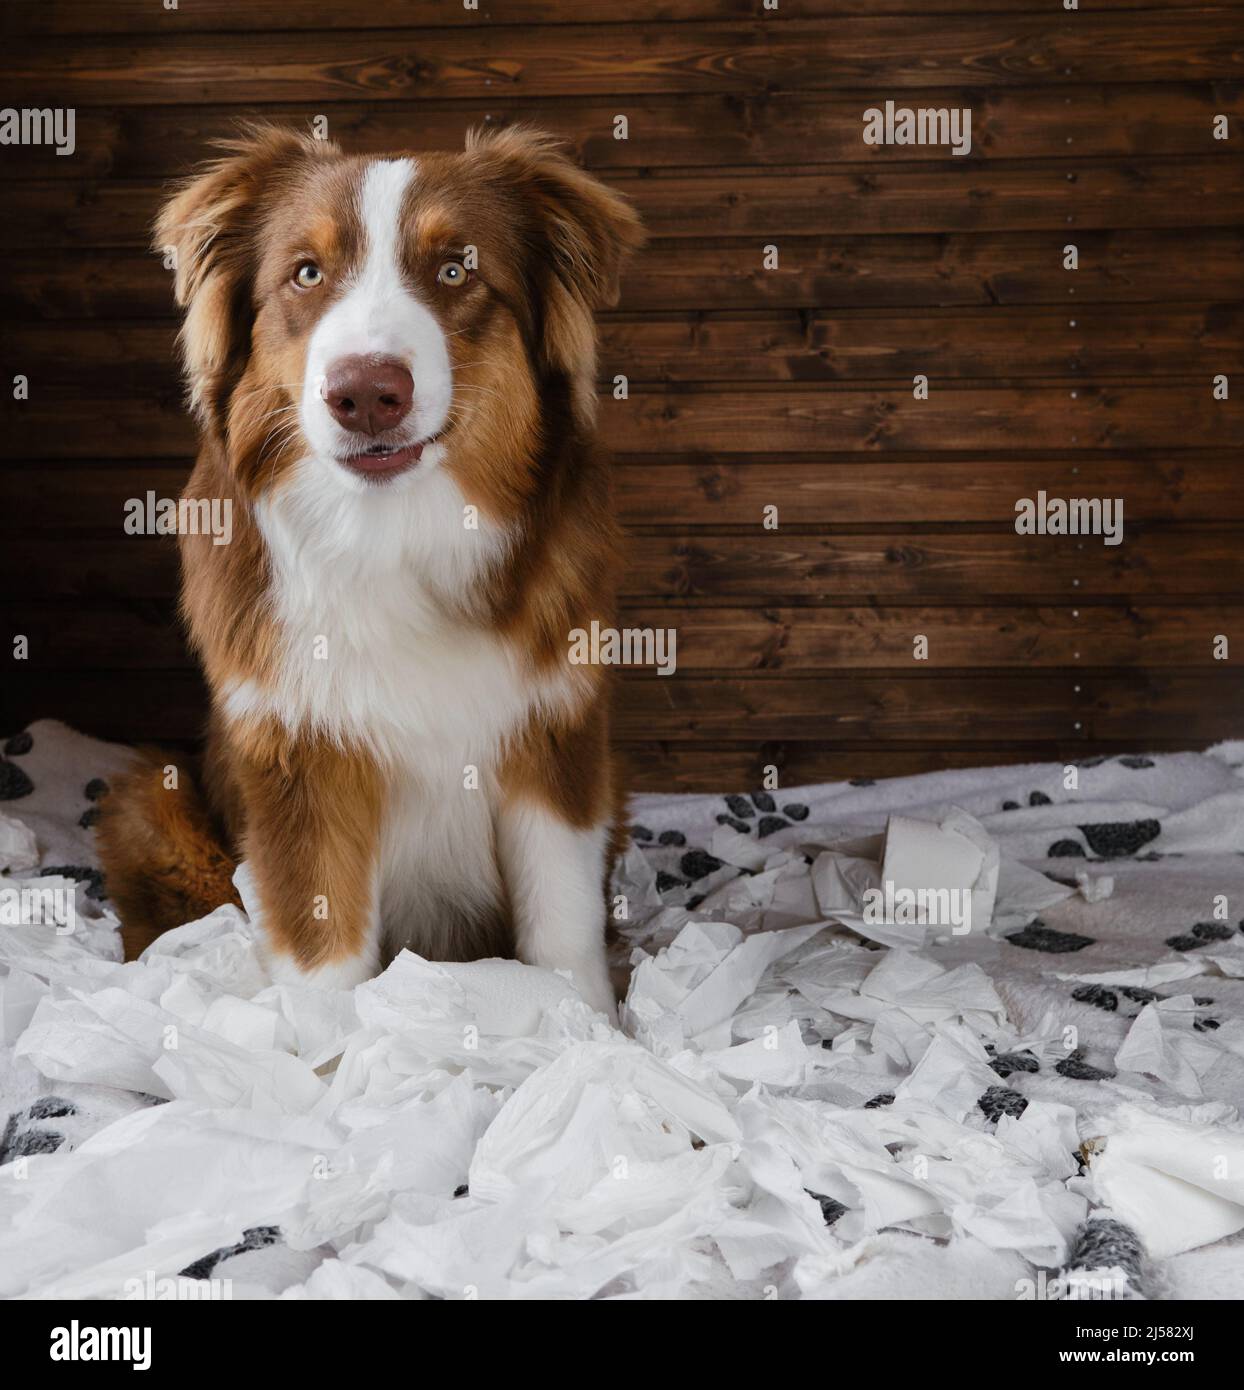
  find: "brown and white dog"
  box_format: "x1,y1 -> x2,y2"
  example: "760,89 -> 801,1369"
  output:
95,124 -> 644,1019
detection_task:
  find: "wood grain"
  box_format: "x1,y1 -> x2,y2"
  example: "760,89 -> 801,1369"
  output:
11,0 -> 1239,38
5,230 -> 1238,320
615,672 -> 1244,742
6,384 -> 1241,458
5,88 -> 1240,180
10,158 -> 1244,248
7,667 -> 1241,745
3,1 -> 1240,789
8,16 -> 1243,107
602,385 -> 1244,454
11,454 -> 1244,527
5,229 -> 1239,322
6,600 -> 1237,671
6,529 -> 1240,604
7,306 -> 1244,392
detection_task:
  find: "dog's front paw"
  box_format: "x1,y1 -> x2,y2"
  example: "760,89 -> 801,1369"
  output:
560,962 -> 619,1026
263,946 -> 379,992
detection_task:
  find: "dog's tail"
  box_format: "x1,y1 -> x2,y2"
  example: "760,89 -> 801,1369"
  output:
94,746 -> 241,960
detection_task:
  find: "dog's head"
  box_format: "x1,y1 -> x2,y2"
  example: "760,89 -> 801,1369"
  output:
156,124 -> 643,501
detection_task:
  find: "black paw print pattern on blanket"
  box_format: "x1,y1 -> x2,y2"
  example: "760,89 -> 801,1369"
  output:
0,729 -> 35,800
632,790 -> 814,908
0,1097 -> 77,1165
633,752 -> 1179,921
997,755 -> 1164,860
713,791 -> 811,839
626,758 -> 1220,1110
1,728 -> 112,835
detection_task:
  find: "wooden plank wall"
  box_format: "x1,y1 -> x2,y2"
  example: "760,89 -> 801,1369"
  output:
1,0 -> 1242,791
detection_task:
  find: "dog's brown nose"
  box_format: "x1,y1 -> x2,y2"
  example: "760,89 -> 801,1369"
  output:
322,355 -> 414,435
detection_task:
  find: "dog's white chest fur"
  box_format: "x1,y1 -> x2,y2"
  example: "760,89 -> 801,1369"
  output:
237,459 -> 562,758
231,461 -> 573,956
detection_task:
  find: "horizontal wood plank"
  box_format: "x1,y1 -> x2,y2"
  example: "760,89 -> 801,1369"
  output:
7,307 -> 1243,391
11,0 -> 1238,37
8,16 -> 1243,107
616,672 -> 1244,741
12,454 -> 1244,527
627,531 -> 1244,601
613,453 -> 1244,522
5,529 -> 1240,602
12,384 -> 1237,457
10,158 -> 1244,248
5,601 -> 1237,671
5,87 -> 1239,180
603,306 -> 1244,382
5,231 -> 1237,319
601,604 -> 1244,670
602,385 -> 1244,453
6,667 -> 1240,745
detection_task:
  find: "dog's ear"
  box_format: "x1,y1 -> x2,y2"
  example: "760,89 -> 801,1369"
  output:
155,124 -> 337,427
465,126 -> 645,407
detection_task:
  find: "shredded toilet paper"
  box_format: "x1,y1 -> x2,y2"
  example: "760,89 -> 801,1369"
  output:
1,721 -> 1244,1299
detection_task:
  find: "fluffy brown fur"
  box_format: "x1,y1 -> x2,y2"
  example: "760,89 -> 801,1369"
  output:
96,125 -> 643,980
95,748 -> 241,958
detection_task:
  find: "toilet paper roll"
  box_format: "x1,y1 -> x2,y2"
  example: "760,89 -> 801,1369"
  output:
881,814 -> 984,896
880,810 -> 999,933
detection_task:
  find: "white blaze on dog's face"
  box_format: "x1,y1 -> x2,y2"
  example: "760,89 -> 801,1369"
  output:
295,159 -> 453,490
156,125 -> 644,507
252,153 -> 475,495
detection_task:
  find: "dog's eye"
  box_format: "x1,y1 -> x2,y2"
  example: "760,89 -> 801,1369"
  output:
437,261 -> 469,288
294,262 -> 324,289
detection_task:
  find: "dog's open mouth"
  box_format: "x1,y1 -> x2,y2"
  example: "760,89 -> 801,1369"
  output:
340,434 -> 441,480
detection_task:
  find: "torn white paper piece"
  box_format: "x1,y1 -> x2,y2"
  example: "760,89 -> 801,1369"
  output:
1088,1105 -> 1244,1259
811,851 -> 881,918
951,1177 -> 1084,1267
698,1019 -> 812,1088
1114,1000 -> 1223,1099
1201,942 -> 1244,979
624,919 -> 826,1051
467,1039 -> 740,1205
892,1024 -> 1000,1121
437,958 -> 583,1037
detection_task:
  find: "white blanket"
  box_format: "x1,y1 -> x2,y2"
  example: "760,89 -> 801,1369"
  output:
2,719 -> 1244,1300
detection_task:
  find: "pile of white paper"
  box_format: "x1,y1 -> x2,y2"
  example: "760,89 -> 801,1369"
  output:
2,727 -> 1244,1299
